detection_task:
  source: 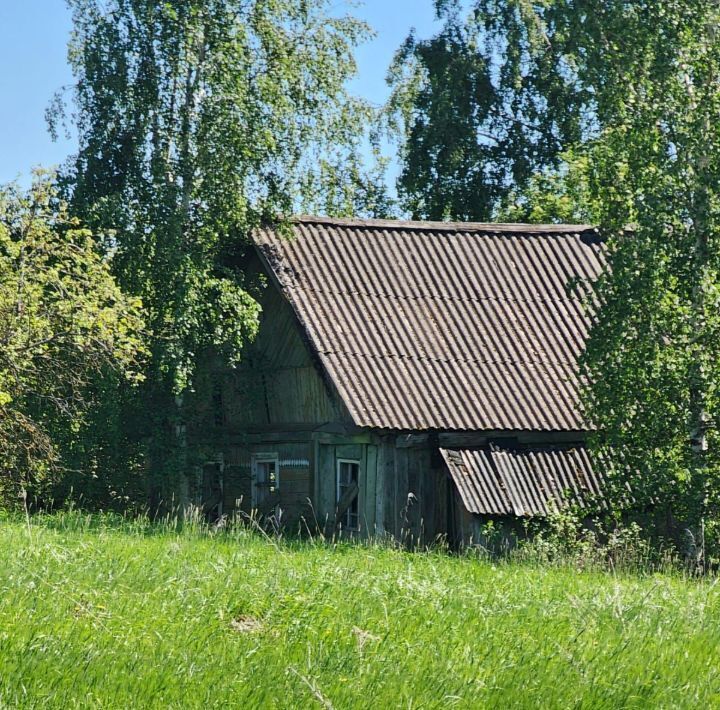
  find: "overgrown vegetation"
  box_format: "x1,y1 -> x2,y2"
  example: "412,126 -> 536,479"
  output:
2,513 -> 719,708
0,175 -> 145,505
46,0 -> 390,506
5,0 -> 720,574
387,0 -> 720,560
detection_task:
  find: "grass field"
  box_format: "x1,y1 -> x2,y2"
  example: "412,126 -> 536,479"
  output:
1,513 -> 720,708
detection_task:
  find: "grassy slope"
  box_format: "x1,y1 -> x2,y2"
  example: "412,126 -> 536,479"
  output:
1,515 -> 719,709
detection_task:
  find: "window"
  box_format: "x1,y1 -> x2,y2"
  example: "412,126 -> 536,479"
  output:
252,454 -> 279,507
336,459 -> 360,530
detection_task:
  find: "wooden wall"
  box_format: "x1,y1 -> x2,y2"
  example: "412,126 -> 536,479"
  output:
375,437 -> 448,546
314,433 -> 449,546
187,257 -> 463,543
188,262 -> 344,524
211,437 -> 313,529
224,282 -> 345,428
190,273 -> 346,437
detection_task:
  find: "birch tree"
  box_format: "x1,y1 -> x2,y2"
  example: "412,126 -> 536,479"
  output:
566,2 -> 720,558
391,1 -> 720,556
57,0 -> 374,391
385,0 -> 586,220
52,0 -> 377,498
479,0 -> 720,556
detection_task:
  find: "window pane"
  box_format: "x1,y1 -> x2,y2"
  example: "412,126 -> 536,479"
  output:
339,461 -> 350,485
256,459 -> 278,491
337,461 -> 360,530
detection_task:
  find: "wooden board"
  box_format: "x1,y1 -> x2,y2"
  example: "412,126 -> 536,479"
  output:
364,444 -> 378,534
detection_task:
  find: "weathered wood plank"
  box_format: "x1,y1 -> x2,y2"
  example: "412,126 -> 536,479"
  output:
364,444 -> 377,533
316,432 -> 373,445
245,431 -> 315,443
406,448 -> 421,543
383,443 -> 397,537
374,442 -> 386,535
279,468 -> 310,483
395,448 -> 408,539
336,444 -> 363,461
395,433 -> 429,449
279,480 -> 311,496
317,444 -> 336,525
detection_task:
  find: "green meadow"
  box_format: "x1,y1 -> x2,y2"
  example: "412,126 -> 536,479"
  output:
1,513 -> 719,709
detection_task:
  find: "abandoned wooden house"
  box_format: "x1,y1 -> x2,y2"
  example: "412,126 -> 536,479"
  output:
190,217 -> 607,545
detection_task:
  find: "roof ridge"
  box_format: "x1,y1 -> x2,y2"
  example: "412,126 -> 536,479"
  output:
291,215 -> 596,235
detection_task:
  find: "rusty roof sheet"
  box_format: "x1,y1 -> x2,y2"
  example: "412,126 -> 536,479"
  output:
256,217 -> 605,432
440,446 -> 604,516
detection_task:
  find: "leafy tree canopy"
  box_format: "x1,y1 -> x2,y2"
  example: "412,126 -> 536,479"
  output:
477,0 -> 720,548
0,173 -> 145,504
44,0 -> 390,503
389,0 -> 720,549
54,0 -> 381,392
385,0 -> 586,220
564,2 -> 720,540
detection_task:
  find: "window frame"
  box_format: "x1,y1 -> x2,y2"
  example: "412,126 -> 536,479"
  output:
336,458 -> 361,531
251,453 -> 280,507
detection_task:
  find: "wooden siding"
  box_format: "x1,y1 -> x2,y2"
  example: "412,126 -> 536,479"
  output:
190,267 -> 346,437
375,436 -> 448,546
226,283 -> 342,427
188,254 -> 350,528
216,439 -> 313,527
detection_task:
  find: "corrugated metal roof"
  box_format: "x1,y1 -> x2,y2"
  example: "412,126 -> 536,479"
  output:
256,217 -> 605,432
440,446 -> 604,516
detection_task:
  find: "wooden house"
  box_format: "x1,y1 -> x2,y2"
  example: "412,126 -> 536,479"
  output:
189,217 -> 606,545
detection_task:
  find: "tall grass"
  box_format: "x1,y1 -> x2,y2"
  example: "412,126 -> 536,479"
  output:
2,512 -> 720,708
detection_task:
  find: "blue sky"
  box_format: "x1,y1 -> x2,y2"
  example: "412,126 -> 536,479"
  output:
0,1 -> 448,186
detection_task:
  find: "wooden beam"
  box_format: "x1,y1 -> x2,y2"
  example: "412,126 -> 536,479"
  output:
317,432 -> 373,446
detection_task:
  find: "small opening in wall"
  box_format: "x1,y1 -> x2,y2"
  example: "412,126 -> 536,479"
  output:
336,459 -> 360,531
252,453 -> 279,509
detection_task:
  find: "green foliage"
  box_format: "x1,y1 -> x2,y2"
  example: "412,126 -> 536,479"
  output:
0,174 -> 145,504
50,0 -> 386,501
551,3 -> 720,542
3,514 -> 720,707
59,0 -> 376,392
497,150 -> 600,224
299,146 -> 397,219
514,515 -> 668,572
421,1 -> 720,549
385,0 -> 585,220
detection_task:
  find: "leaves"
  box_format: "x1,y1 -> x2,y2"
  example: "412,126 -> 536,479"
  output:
391,1 -> 720,538
63,0 -> 382,392
47,0 -> 392,503
385,0 -> 586,220
0,173 -> 146,502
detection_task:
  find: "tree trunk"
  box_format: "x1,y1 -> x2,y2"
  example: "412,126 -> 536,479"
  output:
688,138 -> 712,571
